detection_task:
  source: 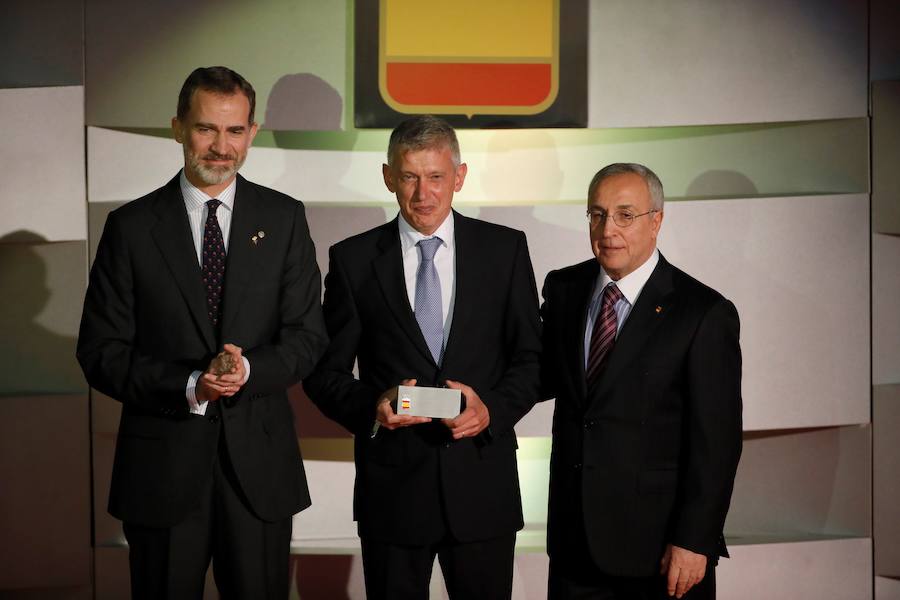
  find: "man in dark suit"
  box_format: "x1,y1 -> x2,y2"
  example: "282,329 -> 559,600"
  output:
304,115 -> 541,599
540,163 -> 742,599
77,66 -> 327,599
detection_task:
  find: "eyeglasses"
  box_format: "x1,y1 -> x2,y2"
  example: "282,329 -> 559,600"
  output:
586,209 -> 659,229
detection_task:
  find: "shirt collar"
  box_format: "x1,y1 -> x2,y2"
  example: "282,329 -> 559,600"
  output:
596,248 -> 660,306
179,169 -> 237,213
398,211 -> 455,255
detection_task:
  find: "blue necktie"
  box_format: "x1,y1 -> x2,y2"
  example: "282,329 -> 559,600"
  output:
415,237 -> 444,365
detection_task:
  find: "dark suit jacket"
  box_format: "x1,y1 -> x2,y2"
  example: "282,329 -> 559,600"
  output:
77,173 -> 328,528
540,254 -> 742,577
304,211 -> 541,545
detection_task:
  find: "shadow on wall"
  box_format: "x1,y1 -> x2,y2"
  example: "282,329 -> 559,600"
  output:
685,170 -> 759,199
264,73 -> 343,132
263,73 -> 365,205
0,230 -> 83,395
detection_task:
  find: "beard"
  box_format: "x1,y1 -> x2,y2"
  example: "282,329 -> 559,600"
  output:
184,146 -> 246,186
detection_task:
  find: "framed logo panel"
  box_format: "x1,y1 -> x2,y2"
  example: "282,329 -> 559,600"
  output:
355,0 -> 587,128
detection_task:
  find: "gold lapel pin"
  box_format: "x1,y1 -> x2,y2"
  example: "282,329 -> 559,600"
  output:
655,306 -> 663,314
251,235 -> 258,245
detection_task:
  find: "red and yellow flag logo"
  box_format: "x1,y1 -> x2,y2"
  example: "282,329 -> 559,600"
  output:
378,0 -> 559,117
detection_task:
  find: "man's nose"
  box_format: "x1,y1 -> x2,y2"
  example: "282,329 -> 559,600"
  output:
211,133 -> 228,155
601,215 -> 618,235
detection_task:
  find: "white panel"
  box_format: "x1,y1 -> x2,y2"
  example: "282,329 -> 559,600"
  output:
718,538 -> 871,600
0,86 -> 86,241
292,457 -> 357,544
659,194 -> 870,429
727,426 -> 870,538
87,127 -> 183,203
588,0 -> 867,126
874,234 -> 900,385
877,576 -> 900,600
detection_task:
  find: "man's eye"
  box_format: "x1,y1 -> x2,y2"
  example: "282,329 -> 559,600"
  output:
618,212 -> 634,219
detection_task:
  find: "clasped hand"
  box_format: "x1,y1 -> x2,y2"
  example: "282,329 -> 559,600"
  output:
375,379 -> 490,439
196,343 -> 246,403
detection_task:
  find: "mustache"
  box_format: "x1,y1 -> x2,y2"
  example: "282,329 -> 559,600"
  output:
201,152 -> 236,161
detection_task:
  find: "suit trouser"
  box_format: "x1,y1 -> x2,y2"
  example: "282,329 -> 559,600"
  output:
547,499 -> 715,600
122,415 -> 292,600
361,531 -> 516,600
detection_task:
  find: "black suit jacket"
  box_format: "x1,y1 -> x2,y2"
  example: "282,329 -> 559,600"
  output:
304,212 -> 541,545
77,173 -> 328,527
540,254 -> 742,577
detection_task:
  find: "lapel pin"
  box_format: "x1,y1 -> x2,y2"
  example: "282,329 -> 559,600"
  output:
258,230 -> 265,238
251,235 -> 258,245
655,306 -> 663,314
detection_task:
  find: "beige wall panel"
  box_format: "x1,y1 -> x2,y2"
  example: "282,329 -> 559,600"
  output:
726,426 -> 870,538
0,87 -> 86,241
588,0 -> 867,126
875,385 -> 900,577
873,82 -> 900,234
874,234 -> 900,385
0,240 -> 87,395
0,395 -> 91,589
718,537 -> 871,599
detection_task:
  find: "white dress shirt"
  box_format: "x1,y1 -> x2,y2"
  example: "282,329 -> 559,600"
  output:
179,171 -> 249,414
583,249 -> 660,370
398,211 -> 456,351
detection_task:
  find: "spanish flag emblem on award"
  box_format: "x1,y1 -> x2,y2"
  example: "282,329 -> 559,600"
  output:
355,0 -> 587,128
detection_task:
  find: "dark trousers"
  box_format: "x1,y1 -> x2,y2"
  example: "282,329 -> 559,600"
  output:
548,510 -> 715,600
549,559 -> 715,600
361,532 -> 516,600
122,426 -> 292,600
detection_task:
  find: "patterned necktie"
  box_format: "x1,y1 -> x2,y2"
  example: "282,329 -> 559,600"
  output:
586,283 -> 624,385
201,199 -> 226,327
414,237 -> 444,365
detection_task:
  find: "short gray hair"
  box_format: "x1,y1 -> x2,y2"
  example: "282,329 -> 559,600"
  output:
588,163 -> 664,211
387,115 -> 461,168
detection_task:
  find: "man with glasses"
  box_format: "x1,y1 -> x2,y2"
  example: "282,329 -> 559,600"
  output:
540,163 -> 742,599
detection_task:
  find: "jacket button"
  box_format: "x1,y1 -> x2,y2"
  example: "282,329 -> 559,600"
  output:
573,463 -> 582,470
208,414 -> 220,424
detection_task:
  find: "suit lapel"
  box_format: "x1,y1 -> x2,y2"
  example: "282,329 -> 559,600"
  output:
372,219 -> 437,365
568,261 -> 599,404
150,175 -> 217,352
590,256 -> 675,405
220,175 -> 259,338
440,212 -> 474,368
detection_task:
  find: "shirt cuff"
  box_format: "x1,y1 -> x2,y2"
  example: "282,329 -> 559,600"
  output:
186,370 -> 208,415
241,356 -> 250,384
